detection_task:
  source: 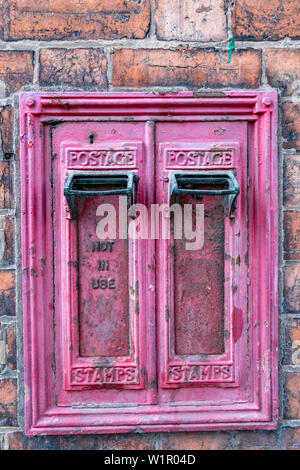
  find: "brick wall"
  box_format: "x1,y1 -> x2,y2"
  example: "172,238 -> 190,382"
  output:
0,0 -> 299,450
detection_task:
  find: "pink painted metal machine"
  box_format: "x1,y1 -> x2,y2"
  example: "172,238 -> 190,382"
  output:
20,92 -> 278,435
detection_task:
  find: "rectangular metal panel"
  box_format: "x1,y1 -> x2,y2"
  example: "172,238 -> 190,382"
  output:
52,122 -> 156,403
173,193 -> 225,356
20,92 -> 278,435
156,127 -> 248,396
77,195 -> 130,358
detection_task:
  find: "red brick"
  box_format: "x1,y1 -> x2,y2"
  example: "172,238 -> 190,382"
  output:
59,434 -> 157,450
283,155 -> 300,207
5,0 -> 150,40
161,432 -> 232,450
0,162 -> 13,210
7,432 -> 157,450
0,271 -> 15,317
284,372 -> 300,419
232,0 -> 300,40
0,378 -> 17,426
7,432 -> 60,450
8,433 -> 63,451
282,103 -> 300,150
154,0 -> 227,41
39,49 -> 108,90
6,326 -> 16,371
1,106 -> 14,158
284,211 -> 300,260
0,51 -> 34,97
284,265 -> 300,312
282,317 -> 300,365
0,216 -> 14,266
281,428 -> 300,449
235,431 -> 279,450
0,325 -> 5,369
266,50 -> 300,96
0,2 -> 5,40
0,324 -> 16,372
113,49 -> 262,89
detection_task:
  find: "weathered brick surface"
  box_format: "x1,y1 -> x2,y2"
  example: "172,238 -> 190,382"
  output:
1,106 -> 14,158
154,0 -> 227,41
281,428 -> 300,450
284,265 -> 300,312
60,434 -> 157,450
282,317 -> 300,365
235,431 -> 279,450
0,325 -> 5,369
0,0 -> 298,452
7,432 -> 60,450
0,271 -> 15,316
40,49 -> 107,90
5,0 -> 151,40
0,51 -> 34,97
0,216 -> 14,266
40,49 -> 108,90
161,432 -> 232,450
113,49 -> 261,88
0,162 -> 13,210
284,211 -> 300,260
266,50 -> 300,97
282,103 -> 300,150
0,378 -> 17,426
0,3 -> 5,41
7,432 -> 157,450
284,372 -> 300,419
232,0 -> 300,40
283,155 -> 300,207
6,326 -> 16,371
0,324 -> 16,372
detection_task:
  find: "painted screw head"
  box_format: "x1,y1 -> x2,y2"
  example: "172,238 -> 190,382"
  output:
262,97 -> 272,107
26,98 -> 35,107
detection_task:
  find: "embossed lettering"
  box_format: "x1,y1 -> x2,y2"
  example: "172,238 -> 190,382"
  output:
168,365 -> 233,383
68,149 -> 136,168
98,259 -> 110,271
166,149 -> 234,168
92,241 -> 115,252
71,367 -> 138,385
91,277 -> 116,290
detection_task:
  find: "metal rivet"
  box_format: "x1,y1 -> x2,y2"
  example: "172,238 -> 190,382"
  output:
26,98 -> 35,107
262,98 -> 272,107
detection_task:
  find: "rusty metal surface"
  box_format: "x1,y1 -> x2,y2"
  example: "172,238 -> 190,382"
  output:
52,120 -> 152,400
174,193 -> 225,355
77,194 -> 129,357
20,92 -> 279,435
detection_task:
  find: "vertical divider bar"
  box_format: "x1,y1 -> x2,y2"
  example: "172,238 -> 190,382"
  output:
144,121 -> 158,403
